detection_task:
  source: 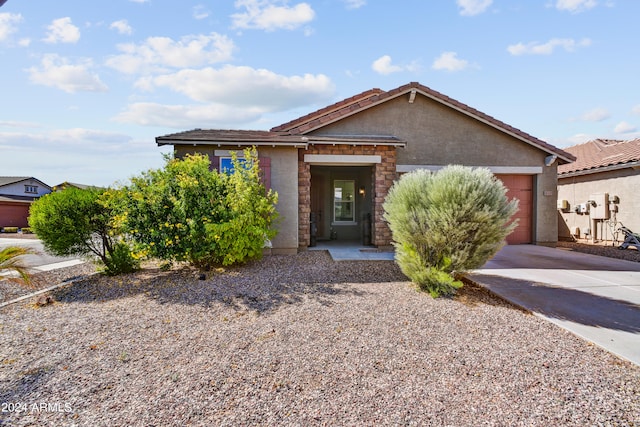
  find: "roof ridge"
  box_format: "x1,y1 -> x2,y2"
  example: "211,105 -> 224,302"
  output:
270,88 -> 384,132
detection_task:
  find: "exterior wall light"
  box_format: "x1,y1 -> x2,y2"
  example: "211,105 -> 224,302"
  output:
359,186 -> 366,197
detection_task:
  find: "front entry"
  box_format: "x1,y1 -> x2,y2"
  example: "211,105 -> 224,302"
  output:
310,166 -> 373,243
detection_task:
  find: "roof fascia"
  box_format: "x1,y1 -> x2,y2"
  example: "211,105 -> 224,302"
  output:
156,139 -> 308,148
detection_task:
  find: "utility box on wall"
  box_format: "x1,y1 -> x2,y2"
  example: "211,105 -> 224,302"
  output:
589,193 -> 610,220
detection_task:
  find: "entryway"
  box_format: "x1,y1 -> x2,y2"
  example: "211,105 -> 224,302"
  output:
310,165 -> 373,245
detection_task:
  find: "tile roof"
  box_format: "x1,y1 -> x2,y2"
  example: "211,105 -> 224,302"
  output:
271,82 -> 575,163
156,82 -> 574,162
558,138 -> 640,176
156,129 -> 405,146
156,129 -> 305,145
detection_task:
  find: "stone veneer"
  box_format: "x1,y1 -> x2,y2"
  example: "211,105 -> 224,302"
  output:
298,145 -> 397,248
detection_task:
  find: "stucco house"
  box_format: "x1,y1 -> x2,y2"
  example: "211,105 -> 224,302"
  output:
557,138 -> 640,243
0,177 -> 52,229
157,82 -> 574,254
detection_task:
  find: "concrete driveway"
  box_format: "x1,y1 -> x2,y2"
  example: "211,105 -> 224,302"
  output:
0,237 -> 84,272
467,245 -> 640,366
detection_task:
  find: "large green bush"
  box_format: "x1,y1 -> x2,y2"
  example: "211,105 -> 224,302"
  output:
28,187 -> 139,276
116,148 -> 278,269
383,166 -> 518,297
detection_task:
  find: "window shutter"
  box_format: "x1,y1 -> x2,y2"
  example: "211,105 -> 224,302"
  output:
209,156 -> 219,172
259,157 -> 271,191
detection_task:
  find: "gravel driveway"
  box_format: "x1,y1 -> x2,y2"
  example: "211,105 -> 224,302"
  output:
1,251 -> 638,426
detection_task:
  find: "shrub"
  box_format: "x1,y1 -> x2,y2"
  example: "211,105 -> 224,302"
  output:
28,187 -> 138,275
117,148 -> 278,269
383,166 -> 518,297
103,241 -> 140,276
20,227 -> 33,234
2,227 -> 19,233
0,246 -> 33,286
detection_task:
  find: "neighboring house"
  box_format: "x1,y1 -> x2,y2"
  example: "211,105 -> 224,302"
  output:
54,181 -> 94,191
557,138 -> 640,242
157,82 -> 574,254
0,177 -> 52,228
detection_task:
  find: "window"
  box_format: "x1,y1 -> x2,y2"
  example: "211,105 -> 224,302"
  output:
219,157 -> 249,174
333,180 -> 355,223
24,185 -> 38,194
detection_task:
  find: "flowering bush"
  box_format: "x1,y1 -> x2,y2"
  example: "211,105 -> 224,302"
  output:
116,148 -> 278,269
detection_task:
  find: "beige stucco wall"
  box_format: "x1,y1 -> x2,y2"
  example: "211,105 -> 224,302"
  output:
174,145 -> 299,254
309,94 -> 560,245
558,168 -> 640,242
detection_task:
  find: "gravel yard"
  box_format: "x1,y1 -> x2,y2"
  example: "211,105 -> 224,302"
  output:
1,250 -> 638,426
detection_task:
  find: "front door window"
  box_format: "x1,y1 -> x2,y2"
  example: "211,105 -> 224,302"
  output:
333,180 -> 355,223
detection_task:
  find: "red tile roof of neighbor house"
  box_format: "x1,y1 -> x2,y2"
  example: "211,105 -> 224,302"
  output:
557,138 -> 640,176
157,82 -> 574,162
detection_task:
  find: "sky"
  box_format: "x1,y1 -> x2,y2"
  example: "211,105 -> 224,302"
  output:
1,0 -> 639,187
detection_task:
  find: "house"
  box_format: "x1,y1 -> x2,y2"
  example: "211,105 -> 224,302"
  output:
557,138 -> 640,242
157,82 -> 574,254
54,181 -> 92,191
0,177 -> 52,229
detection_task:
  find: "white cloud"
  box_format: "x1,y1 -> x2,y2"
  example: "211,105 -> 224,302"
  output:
137,65 -> 334,110
193,5 -> 211,20
372,55 -> 403,75
507,38 -> 591,55
343,0 -> 366,9
117,65 -> 335,128
0,12 -> 22,43
0,120 -> 43,129
457,0 -> 492,16
114,102 -> 265,128
43,17 -> 80,44
0,128 -> 168,187
614,121 -> 637,134
27,54 -> 108,93
581,107 -> 610,122
554,0 -> 597,13
231,0 -> 315,31
110,20 -> 133,35
105,33 -> 234,75
432,51 -> 469,72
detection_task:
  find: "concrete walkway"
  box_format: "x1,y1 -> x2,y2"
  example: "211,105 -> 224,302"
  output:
467,245 -> 640,366
308,241 -> 395,261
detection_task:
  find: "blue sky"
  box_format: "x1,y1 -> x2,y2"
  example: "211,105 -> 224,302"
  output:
1,0 -> 638,187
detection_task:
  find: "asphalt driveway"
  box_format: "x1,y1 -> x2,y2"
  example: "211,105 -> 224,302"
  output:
467,244 -> 640,366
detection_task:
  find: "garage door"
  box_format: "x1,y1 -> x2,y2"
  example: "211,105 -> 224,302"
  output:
496,175 -> 532,244
0,202 -> 31,228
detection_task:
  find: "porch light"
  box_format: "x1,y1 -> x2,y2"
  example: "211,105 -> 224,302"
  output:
359,186 -> 366,197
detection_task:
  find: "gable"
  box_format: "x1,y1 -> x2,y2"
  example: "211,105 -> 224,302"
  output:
272,82 -> 574,165
306,92 -> 549,168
